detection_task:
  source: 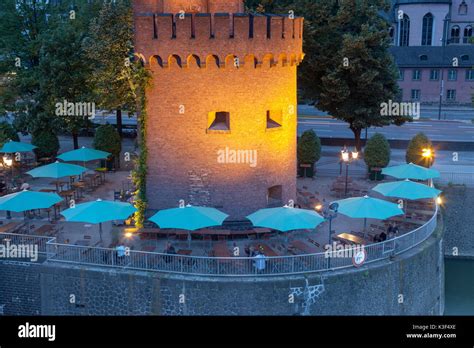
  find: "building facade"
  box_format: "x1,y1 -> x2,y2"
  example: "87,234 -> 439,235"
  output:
133,0 -> 304,219
390,0 -> 474,105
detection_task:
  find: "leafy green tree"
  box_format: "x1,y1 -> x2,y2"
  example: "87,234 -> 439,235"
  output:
0,122 -> 20,147
32,130 -> 60,159
296,0 -> 409,150
85,0 -> 136,139
93,124 -> 121,168
37,17 -> 95,149
364,133 -> 390,169
298,129 -> 321,165
406,132 -> 434,168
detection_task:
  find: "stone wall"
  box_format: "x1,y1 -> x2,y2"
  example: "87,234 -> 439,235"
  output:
441,185 -> 474,258
0,218 -> 444,316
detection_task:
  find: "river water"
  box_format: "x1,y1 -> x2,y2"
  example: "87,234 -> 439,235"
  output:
444,258 -> 474,315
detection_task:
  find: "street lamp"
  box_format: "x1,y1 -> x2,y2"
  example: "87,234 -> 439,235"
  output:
325,202 -> 339,269
341,148 -> 359,197
2,155 -> 13,219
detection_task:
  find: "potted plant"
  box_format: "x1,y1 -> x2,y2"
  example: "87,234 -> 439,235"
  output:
93,124 -> 121,171
406,132 -> 434,168
297,130 -> 322,178
364,133 -> 390,181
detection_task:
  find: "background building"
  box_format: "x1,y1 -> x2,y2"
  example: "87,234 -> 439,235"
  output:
390,0 -> 474,105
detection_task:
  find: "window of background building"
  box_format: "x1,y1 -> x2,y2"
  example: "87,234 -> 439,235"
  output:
422,13 -> 433,46
412,69 -> 421,80
399,14 -> 410,47
447,90 -> 456,101
464,25 -> 473,43
448,69 -> 458,80
459,1 -> 468,15
411,89 -> 421,100
466,69 -> 474,81
398,69 -> 404,81
430,69 -> 439,80
451,26 -> 461,44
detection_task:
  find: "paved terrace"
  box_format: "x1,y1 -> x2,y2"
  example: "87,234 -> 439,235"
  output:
0,166 -> 439,276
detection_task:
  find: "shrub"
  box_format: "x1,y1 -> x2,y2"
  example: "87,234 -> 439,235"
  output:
364,133 -> 391,169
0,122 -> 19,148
93,124 -> 121,163
406,132 -> 434,167
297,130 -> 322,165
31,130 -> 60,159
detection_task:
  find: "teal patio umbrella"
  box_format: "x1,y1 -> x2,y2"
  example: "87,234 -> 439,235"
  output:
382,163 -> 440,180
373,179 -> 441,214
149,205 -> 229,247
27,161 -> 87,191
373,179 -> 441,200
246,206 -> 325,232
61,199 -> 137,242
332,196 -> 404,237
0,140 -> 36,153
0,190 -> 62,212
57,147 -> 110,163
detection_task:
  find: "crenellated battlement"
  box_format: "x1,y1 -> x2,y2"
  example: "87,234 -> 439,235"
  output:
134,13 -> 304,68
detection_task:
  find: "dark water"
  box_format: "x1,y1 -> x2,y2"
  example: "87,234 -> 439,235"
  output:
444,258 -> 474,315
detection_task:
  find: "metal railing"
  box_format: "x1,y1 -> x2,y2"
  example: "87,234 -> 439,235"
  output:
434,172 -> 474,187
35,204 -> 439,277
0,233 -> 55,256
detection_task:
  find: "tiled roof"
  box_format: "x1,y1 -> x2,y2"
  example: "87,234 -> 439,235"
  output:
390,45 -> 474,67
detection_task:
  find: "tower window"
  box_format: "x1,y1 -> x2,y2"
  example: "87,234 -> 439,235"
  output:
266,110 -> 282,129
208,111 -> 230,132
267,185 -> 283,207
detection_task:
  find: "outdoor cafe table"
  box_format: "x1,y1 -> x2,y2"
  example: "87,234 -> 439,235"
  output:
177,249 -> 192,256
39,188 -> 57,193
333,233 -> 367,246
95,168 -> 106,184
290,240 -> 319,254
71,181 -> 85,198
252,243 -> 279,257
213,242 -> 232,258
0,222 -> 21,233
59,190 -> 75,204
50,180 -> 68,191
34,224 -> 55,236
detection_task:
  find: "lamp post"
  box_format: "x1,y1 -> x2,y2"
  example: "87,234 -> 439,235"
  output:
422,148 -> 435,186
341,148 -> 359,197
2,155 -> 13,219
325,202 -> 339,269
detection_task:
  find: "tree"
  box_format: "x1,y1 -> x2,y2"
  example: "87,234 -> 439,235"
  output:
93,124 -> 121,169
0,0 -> 101,143
37,16 -> 95,149
297,0 -> 410,150
406,132 -> 434,168
85,0 -> 136,140
32,130 -> 60,159
364,133 -> 390,169
0,122 -> 20,147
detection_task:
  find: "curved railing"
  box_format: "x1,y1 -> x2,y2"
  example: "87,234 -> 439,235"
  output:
0,205 -> 438,277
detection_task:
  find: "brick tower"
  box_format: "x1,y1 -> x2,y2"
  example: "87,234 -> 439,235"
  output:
133,0 -> 304,219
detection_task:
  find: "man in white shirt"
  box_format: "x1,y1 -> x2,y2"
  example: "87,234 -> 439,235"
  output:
254,252 -> 266,272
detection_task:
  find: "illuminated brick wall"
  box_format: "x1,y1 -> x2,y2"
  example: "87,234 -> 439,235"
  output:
133,0 -> 304,218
